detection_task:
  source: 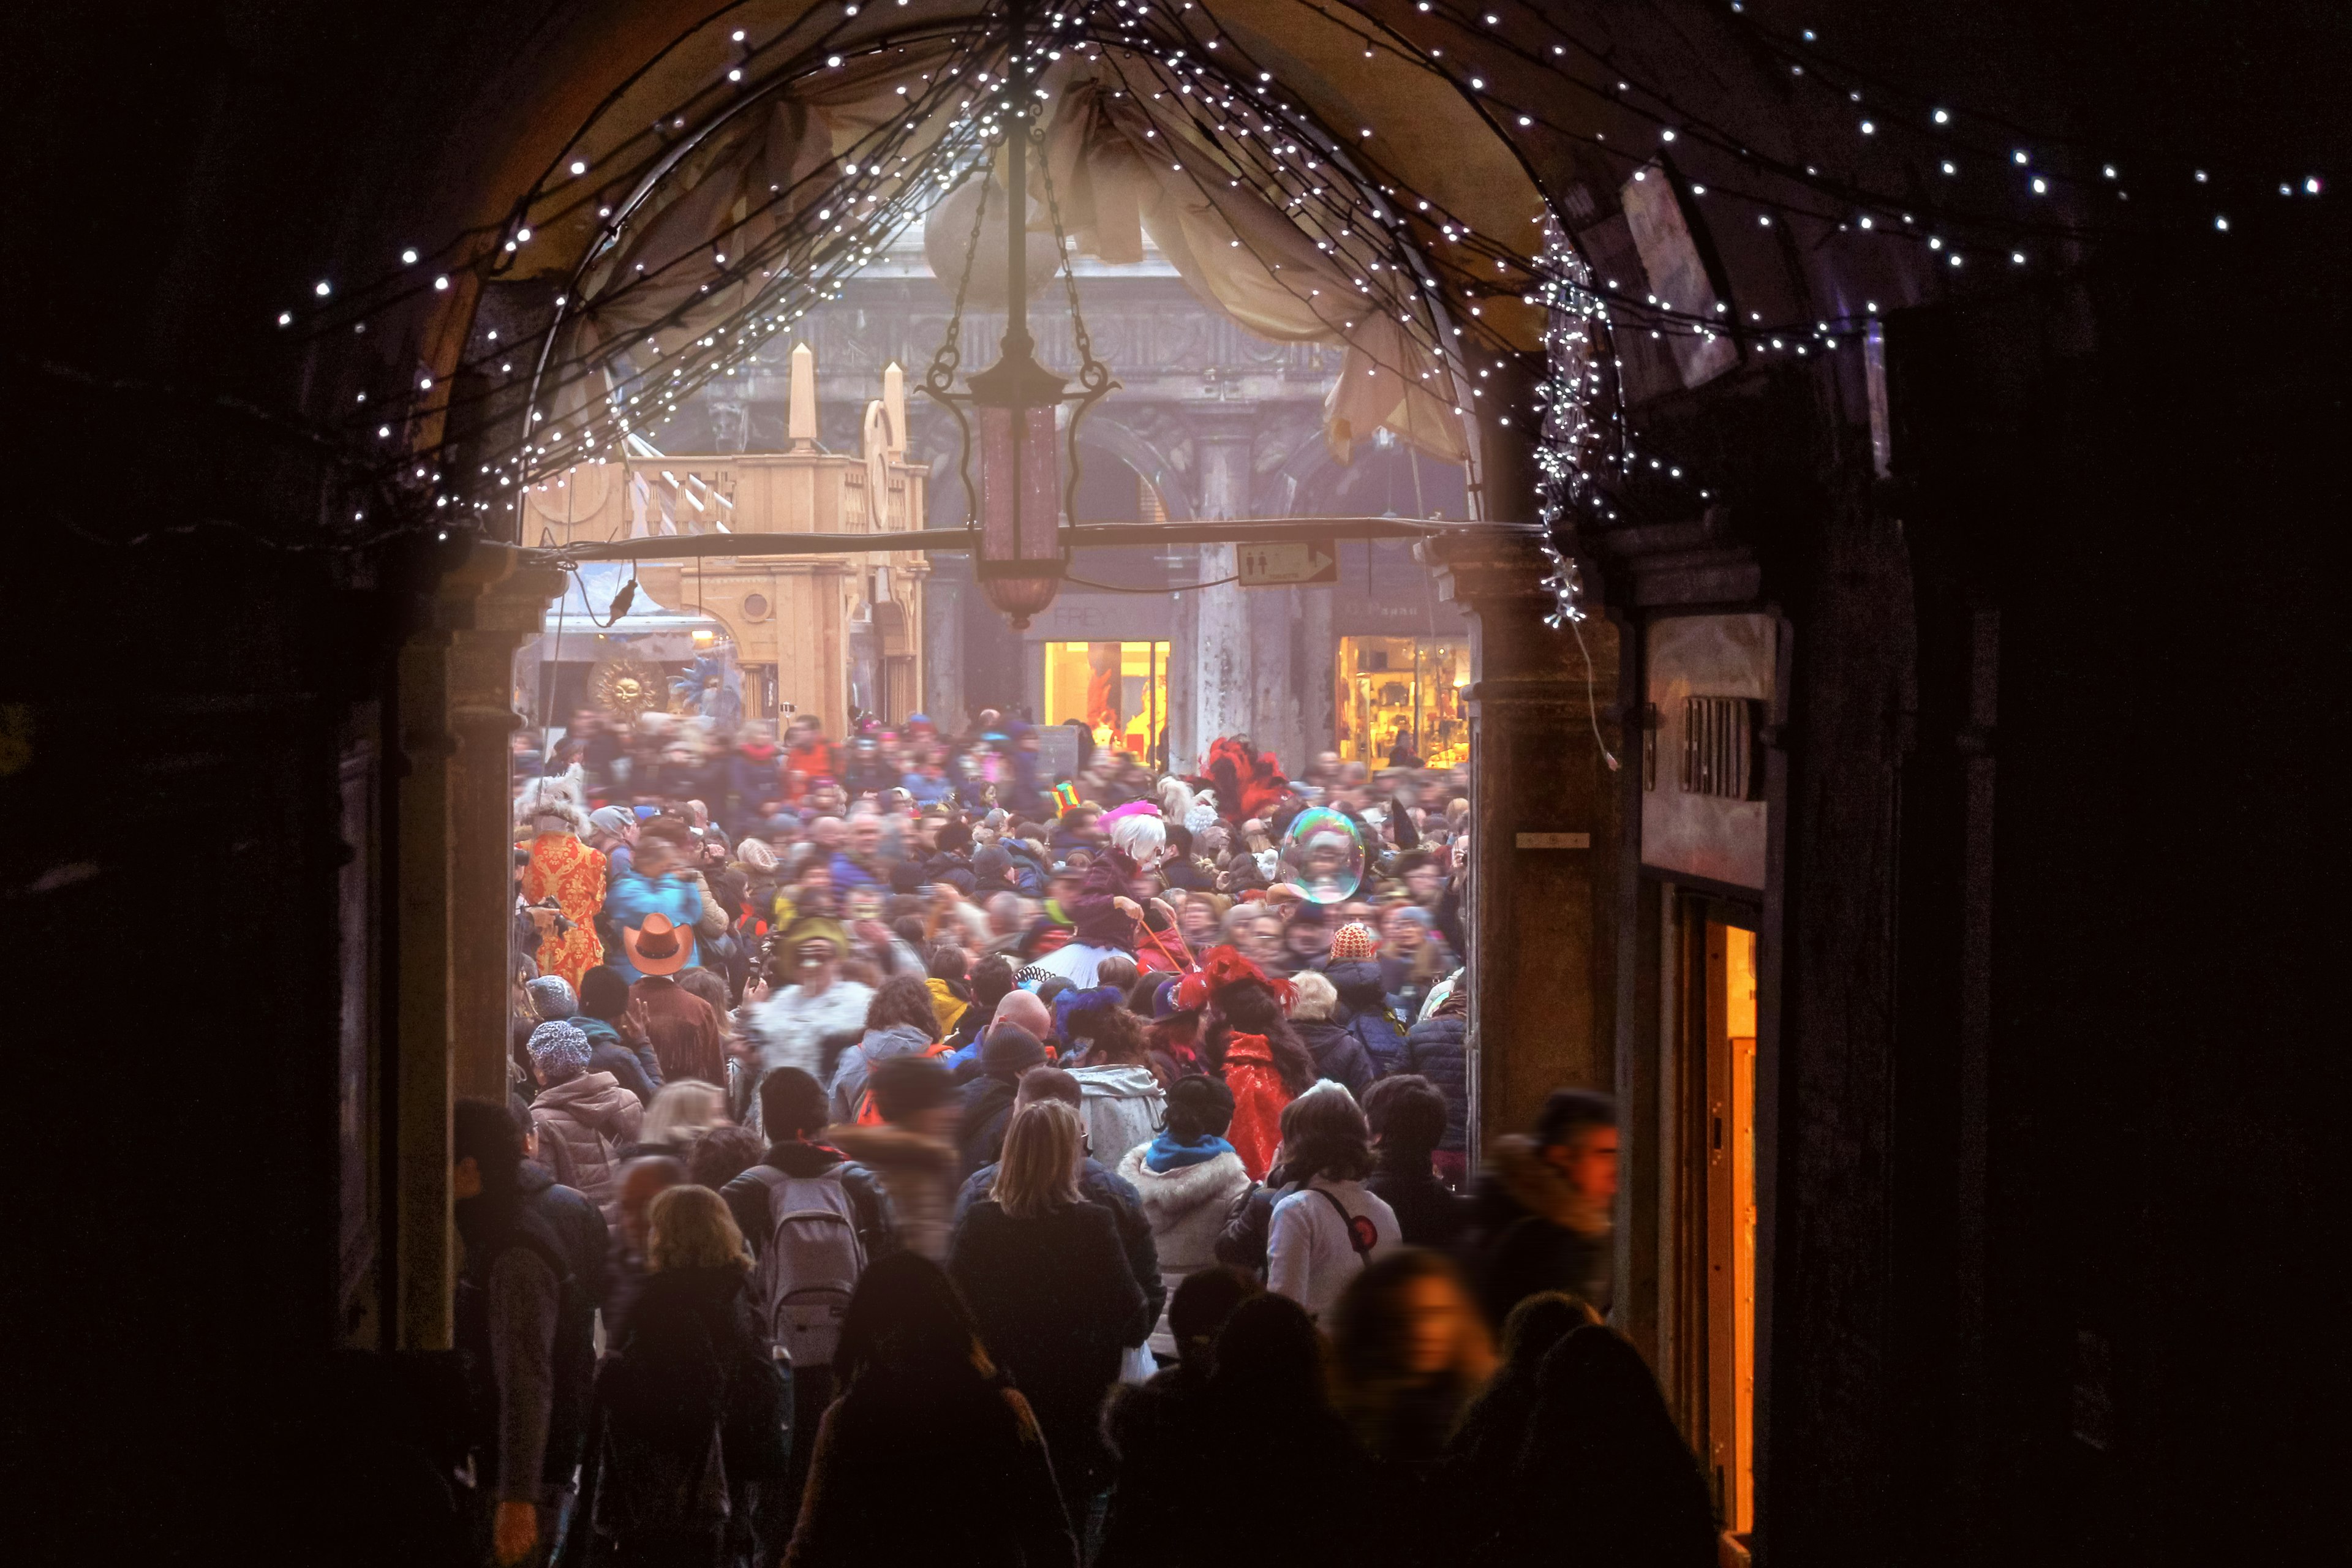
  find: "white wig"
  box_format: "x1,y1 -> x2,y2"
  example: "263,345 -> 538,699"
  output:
1156,775 -> 1196,824
516,764 -> 592,838
1108,809 -> 1169,864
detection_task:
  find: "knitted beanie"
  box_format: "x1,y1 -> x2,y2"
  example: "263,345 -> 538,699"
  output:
1329,922 -> 1381,962
527,1020 -> 591,1083
525,974 -> 577,1020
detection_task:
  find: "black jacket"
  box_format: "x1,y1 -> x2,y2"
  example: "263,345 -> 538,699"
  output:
1293,1017 -> 1376,1100
1400,1013 -> 1468,1154
957,1072 -> 1023,1177
1365,1152 -> 1473,1252
1468,1137 -> 1612,1325
590,1267 -> 791,1554
575,1014 -> 663,1107
954,1156 -> 1165,1346
518,1160 -> 611,1309
949,1200 -> 1148,1487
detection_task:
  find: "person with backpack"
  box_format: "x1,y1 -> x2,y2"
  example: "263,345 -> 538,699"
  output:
1325,922 -> 1408,1078
821,1055 -> 962,1264
583,1185 -> 791,1568
524,1020 -> 646,1227
823,974 -> 946,1126
717,1068 -> 890,1519
1361,1076 -> 1475,1250
453,1098 -> 595,1568
1264,1087 -> 1402,1322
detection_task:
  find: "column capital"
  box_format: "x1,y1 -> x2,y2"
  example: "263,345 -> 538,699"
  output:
1414,522 -> 1558,607
434,541 -> 566,638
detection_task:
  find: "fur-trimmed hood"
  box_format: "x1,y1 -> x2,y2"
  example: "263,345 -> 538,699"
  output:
1489,1134 -> 1609,1237
1116,1140 -> 1251,1224
516,764 -> 592,837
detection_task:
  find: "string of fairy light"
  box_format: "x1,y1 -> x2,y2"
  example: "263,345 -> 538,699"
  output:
249,0 -> 2321,568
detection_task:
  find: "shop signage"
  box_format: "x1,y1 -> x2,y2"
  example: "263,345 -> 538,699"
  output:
1237,538 -> 1340,586
1515,832 -> 1592,849
1019,593 -> 1174,642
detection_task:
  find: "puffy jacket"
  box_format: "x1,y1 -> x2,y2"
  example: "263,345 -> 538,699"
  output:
1115,1142 -> 1254,1356
1325,959 -> 1408,1076
1401,1013 -> 1469,1154
826,1022 -> 941,1125
529,1070 -> 647,1226
1292,1017 -> 1376,1101
1069,1065 -> 1168,1168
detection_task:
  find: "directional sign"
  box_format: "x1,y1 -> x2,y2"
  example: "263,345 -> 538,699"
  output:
1235,538 -> 1339,587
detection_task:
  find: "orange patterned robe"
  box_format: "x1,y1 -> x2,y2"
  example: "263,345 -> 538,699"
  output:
524,832 -> 608,989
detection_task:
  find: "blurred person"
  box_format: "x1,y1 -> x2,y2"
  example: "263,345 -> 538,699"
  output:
1055,979 -> 1169,1161
1378,903 -> 1450,1022
944,952 -> 1015,1061
822,1054 -> 962,1263
1327,1251 -> 1494,1469
949,1101 -> 1149,1534
574,966 -> 663,1108
739,920 -> 873,1099
584,1186 -> 790,1566
827,813 -> 888,892
524,1021 -> 645,1226
1114,1076 -> 1253,1360
1443,1291 -> 1600,1550
1400,982 -> 1470,1186
1362,1075 -> 1474,1248
1471,1089 -> 1618,1328
923,941 -> 974,1041
1096,1267 -> 1263,1564
684,1123 -> 764,1193
453,1098 -> 593,1568
627,1079 -> 729,1162
824,973 -> 946,1125
1325,921 -> 1408,1077
1486,1326 -> 1719,1568
603,1156 -> 687,1346
1275,903 -> 1332,976
1264,1087 -> 1402,1321
1286,970 -> 1375,1101
782,1253 -> 1076,1568
514,1106 -> 610,1316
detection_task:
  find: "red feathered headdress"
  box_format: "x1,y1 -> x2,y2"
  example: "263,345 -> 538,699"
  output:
1191,737 -> 1289,825
1177,944 -> 1294,1013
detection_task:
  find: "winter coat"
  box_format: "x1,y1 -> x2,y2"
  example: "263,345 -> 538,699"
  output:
1365,1152 -> 1474,1251
589,1265 -> 790,1559
528,1070 -> 646,1225
631,974 -> 728,1088
1470,1135 -> 1613,1326
1267,1177 -> 1403,1321
455,1202 -> 589,1504
1401,1012 -> 1469,1155
742,981 -> 875,1082
1115,1142 -> 1256,1356
518,1160 -> 611,1310
821,1121 -> 959,1264
573,1014 -> 663,1108
953,1156 -> 1166,1349
1293,1016 -> 1376,1101
1326,959 -> 1408,1076
1069,1063 -> 1167,1168
784,1371 -> 1076,1568
1220,1034 -> 1294,1182
826,1022 -> 941,1125
950,1199 -> 1148,1494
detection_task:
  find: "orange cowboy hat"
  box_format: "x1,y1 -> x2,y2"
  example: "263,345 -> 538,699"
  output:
622,912 -> 695,977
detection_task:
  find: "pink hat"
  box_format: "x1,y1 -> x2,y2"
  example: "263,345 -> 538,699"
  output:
1329,922 -> 1379,962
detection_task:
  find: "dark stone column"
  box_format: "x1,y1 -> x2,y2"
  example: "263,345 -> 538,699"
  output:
1417,524 -> 1622,1158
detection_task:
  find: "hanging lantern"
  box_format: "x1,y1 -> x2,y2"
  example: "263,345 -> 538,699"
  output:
918,0 -> 1117,631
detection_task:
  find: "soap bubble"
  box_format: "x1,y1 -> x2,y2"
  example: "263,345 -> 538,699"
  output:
1281,807 -> 1366,905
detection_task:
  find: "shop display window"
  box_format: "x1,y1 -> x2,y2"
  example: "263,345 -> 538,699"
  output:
1335,636 -> 1470,767
1043,641 -> 1168,756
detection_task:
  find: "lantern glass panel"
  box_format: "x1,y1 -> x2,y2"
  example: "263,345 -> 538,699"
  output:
979,405 -> 1063,564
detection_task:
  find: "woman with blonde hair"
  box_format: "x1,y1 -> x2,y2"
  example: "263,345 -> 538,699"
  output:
586,1184 -> 790,1564
628,1077 -> 730,1161
950,1099 -> 1148,1532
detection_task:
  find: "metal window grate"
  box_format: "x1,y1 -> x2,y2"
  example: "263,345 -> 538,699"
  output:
1682,696 -> 1759,799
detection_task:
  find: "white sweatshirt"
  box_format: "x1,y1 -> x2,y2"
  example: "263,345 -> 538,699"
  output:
1265,1176 -> 1403,1321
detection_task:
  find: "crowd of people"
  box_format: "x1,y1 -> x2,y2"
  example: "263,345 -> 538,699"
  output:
445,705 -> 1717,1567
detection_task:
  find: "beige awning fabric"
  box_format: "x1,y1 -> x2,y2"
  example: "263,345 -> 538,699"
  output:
1039,64 -> 1468,464
538,16 -> 1529,464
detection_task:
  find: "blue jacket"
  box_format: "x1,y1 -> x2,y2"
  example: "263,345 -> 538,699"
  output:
603,869 -> 705,983
1401,1013 -> 1469,1154
828,850 -> 883,893
1326,959 -> 1408,1077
